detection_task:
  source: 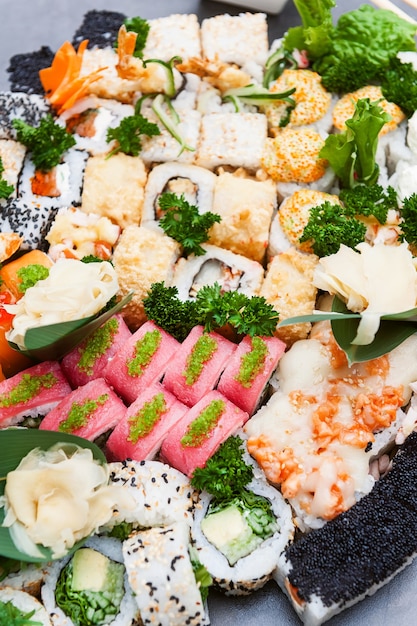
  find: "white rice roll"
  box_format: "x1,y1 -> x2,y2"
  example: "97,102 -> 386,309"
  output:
103,459 -> 197,531
122,522 -> 209,626
141,161 -> 217,228
0,587 -> 52,625
191,475 -> 294,595
0,562 -> 50,597
144,13 -> 202,62
41,535 -> 139,626
0,93 -> 51,140
0,139 -> 26,201
172,243 -> 265,300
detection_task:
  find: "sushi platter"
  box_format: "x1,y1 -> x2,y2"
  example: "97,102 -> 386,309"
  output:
1,0 -> 417,625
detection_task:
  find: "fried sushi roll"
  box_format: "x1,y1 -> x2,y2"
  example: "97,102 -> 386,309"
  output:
275,430 -> 417,626
172,243 -> 265,300
122,522 -> 210,626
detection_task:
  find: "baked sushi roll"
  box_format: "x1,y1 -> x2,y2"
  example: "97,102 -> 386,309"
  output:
217,335 -> 286,416
60,314 -> 131,388
39,378 -> 126,441
104,320 -> 180,405
105,382 -> 187,462
41,535 -> 140,626
105,459 -> 197,531
141,161 -> 217,227
80,153 -> 147,229
207,170 -> 276,264
172,243 -> 265,300
163,325 -> 237,407
160,390 -> 250,476
275,430 -> 417,626
196,112 -> 268,172
122,522 -> 209,626
112,225 -> 181,330
0,360 -> 71,427
0,587 -> 52,625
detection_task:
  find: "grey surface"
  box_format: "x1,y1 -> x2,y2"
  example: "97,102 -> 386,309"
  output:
1,0 -> 417,624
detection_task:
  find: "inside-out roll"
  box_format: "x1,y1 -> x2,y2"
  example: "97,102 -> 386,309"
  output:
0,587 -> 52,626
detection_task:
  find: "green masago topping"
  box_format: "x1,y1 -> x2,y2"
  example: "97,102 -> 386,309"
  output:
77,318 -> 119,376
0,599 -> 43,626
0,373 -> 57,407
183,334 -> 218,385
127,392 -> 167,443
55,548 -> 125,626
126,329 -> 161,377
16,264 -> 50,294
235,337 -> 268,388
59,394 -> 108,433
180,399 -> 225,447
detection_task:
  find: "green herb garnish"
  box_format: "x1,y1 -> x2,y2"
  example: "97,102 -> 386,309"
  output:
123,16 -> 150,57
0,157 -> 14,199
12,114 -> 76,171
106,113 -> 160,157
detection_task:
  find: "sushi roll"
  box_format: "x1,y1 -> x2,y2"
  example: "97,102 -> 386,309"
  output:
0,139 -> 26,200
208,170 -> 277,263
192,470 -> 294,595
0,360 -> 71,427
160,390 -> 250,476
171,243 -> 265,300
41,535 -> 140,626
122,522 -> 209,626
112,225 -> 181,330
0,92 -> 51,139
0,587 -> 52,626
103,320 -> 180,404
39,378 -> 126,441
196,112 -> 268,172
18,147 -> 89,211
80,153 -> 147,229
274,430 -> 417,626
141,161 -> 217,227
163,325 -> 237,407
217,334 -> 286,416
143,13 -> 202,62
0,197 -> 60,251
105,382 -> 188,462
60,314 -> 131,388
105,459 -> 197,530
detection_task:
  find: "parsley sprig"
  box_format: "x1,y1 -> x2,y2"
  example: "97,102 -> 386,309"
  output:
158,192 -> 221,256
106,113 -> 160,158
12,114 -> 76,172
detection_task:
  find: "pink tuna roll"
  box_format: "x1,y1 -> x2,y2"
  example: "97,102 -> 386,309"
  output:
217,335 -> 286,415
160,390 -> 249,477
40,377 -> 126,441
106,382 -> 187,462
104,320 -> 180,404
60,314 -> 132,388
163,325 -> 237,407
0,360 -> 71,427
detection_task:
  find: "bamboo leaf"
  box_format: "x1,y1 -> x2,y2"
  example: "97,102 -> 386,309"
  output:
7,292 -> 133,362
0,430 -> 106,562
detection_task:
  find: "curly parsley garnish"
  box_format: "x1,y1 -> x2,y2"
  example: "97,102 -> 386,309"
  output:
12,114 -> 76,171
106,113 -> 160,157
158,192 -> 221,256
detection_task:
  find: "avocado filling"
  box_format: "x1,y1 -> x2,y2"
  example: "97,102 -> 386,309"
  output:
55,547 -> 125,626
201,490 -> 278,566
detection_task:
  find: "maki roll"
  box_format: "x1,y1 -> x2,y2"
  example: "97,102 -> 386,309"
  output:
105,459 -> 197,531
39,378 -> 126,442
172,243 -> 265,301
105,382 -> 188,462
0,587 -> 52,625
160,390 -> 250,476
103,320 -> 180,405
163,325 -> 237,407
41,535 -> 140,626
217,335 -> 286,416
0,197 -> 60,251
141,162 -> 217,227
0,360 -> 71,427
0,92 -> 50,139
122,522 -> 209,626
60,314 -> 131,389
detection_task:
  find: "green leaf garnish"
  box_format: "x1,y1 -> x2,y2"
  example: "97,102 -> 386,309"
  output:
7,292 -> 133,362
0,430 -> 105,563
106,113 -> 160,158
